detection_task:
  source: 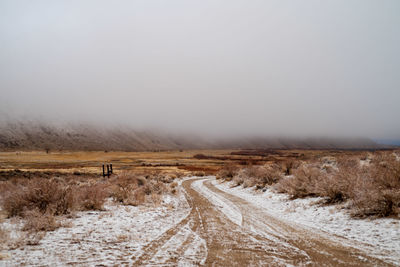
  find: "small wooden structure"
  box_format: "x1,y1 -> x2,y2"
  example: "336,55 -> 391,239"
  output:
102,163 -> 113,177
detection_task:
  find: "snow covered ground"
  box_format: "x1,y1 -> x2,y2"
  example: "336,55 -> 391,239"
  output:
192,179 -> 242,226
1,176 -> 399,266
212,178 -> 400,265
1,190 -> 191,266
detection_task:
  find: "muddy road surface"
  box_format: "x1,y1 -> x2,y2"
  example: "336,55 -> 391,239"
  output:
134,178 -> 392,266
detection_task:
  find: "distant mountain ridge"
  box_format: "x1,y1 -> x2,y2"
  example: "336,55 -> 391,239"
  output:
0,121 -> 388,151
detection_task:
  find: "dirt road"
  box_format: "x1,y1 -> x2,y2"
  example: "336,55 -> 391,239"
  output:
134,178 -> 392,266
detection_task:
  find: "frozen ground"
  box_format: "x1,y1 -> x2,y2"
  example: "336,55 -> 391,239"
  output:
0,189 -> 191,266
1,176 -> 398,266
212,178 -> 400,265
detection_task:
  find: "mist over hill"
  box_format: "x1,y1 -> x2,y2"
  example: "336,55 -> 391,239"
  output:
0,120 -> 386,151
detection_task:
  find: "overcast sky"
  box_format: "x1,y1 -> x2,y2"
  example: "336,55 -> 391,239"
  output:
0,0 -> 399,139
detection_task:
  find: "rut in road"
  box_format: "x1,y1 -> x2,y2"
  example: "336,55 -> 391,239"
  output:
133,178 -> 392,266
202,179 -> 392,266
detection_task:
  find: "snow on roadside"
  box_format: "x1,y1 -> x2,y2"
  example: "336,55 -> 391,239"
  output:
213,178 -> 400,265
192,178 -> 242,226
1,188 -> 190,266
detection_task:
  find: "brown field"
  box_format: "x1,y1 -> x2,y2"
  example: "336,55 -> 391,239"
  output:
0,149 -> 392,178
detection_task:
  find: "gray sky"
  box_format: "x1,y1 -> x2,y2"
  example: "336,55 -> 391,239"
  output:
1,0 -> 399,139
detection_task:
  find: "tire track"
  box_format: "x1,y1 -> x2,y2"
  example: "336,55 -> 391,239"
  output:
186,179 -> 309,266
133,179 -> 205,266
202,179 -> 393,266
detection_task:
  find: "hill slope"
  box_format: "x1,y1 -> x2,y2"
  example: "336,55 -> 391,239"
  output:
0,121 -> 385,151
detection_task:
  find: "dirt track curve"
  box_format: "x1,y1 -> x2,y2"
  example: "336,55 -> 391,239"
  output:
133,178 -> 392,266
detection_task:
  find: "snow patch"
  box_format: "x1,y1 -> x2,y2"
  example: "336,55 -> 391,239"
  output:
213,179 -> 400,265
192,178 -> 242,226
1,190 -> 191,266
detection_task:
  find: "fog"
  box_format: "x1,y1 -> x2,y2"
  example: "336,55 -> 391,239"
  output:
1,0 -> 399,139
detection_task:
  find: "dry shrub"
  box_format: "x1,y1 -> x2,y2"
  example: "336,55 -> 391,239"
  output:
108,171 -> 170,205
230,164 -> 283,189
2,178 -> 73,218
232,175 -> 244,187
75,183 -> 108,211
315,166 -> 358,204
161,175 -> 175,183
22,209 -> 60,232
336,156 -> 361,169
252,164 -> 283,187
275,165 -> 323,199
219,163 -> 284,189
281,159 -> 300,175
169,181 -> 178,194
1,176 -> 111,221
108,171 -> 172,205
150,192 -> 163,206
351,153 -> 400,217
243,176 -> 257,188
275,152 -> 400,218
124,188 -> 146,206
216,165 -> 239,181
109,172 -> 145,204
193,171 -> 205,177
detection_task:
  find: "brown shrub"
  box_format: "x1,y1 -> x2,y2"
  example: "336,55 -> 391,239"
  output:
243,177 -> 257,188
275,152 -> 400,218
275,165 -> 323,199
253,164 -> 283,186
109,172 -> 145,204
108,171 -> 169,205
216,165 -> 239,181
169,181 -> 178,194
75,183 -> 108,211
150,192 -> 163,206
125,187 -> 146,206
351,153 -> 400,217
144,179 -> 167,195
281,159 -> 300,175
315,166 -> 357,204
230,164 -> 280,188
232,175 -> 244,187
193,171 -> 205,177
22,209 -> 60,232
2,178 -> 73,218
